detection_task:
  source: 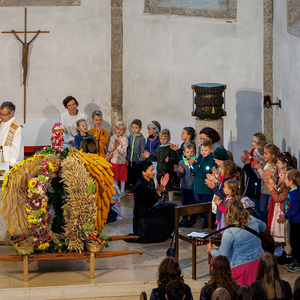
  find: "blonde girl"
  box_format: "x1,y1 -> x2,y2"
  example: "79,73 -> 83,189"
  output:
108,121 -> 128,198
253,144 -> 280,223
265,166 -> 291,243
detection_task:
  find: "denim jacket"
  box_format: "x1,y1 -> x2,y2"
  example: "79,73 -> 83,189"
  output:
211,216 -> 266,268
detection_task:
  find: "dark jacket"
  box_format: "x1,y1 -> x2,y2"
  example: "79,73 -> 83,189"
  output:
243,163 -> 261,199
251,279 -> 292,300
177,159 -> 195,190
191,154 -> 215,195
145,135 -> 161,156
127,133 -> 146,163
148,145 -> 177,172
285,186 -> 300,222
150,283 -> 193,300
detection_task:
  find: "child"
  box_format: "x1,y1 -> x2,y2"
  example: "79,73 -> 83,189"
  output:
253,144 -> 280,223
144,121 -> 161,156
277,169 -> 300,272
247,132 -> 266,164
170,127 -> 196,163
142,121 -> 161,182
80,136 -> 98,154
191,140 -> 215,227
276,152 -> 298,170
144,129 -> 177,201
88,110 -> 109,157
126,119 -> 146,193
206,161 -> 239,228
177,142 -> 197,227
108,121 -> 128,198
214,179 -> 240,230
265,166 -> 290,243
74,119 -> 92,150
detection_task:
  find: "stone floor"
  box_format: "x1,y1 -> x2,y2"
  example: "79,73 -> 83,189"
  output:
0,192 -> 299,300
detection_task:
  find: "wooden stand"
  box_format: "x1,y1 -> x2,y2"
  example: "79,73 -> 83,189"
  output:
0,235 -> 143,282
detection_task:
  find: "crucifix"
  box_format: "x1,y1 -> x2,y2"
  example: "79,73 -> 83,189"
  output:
2,8 -> 49,123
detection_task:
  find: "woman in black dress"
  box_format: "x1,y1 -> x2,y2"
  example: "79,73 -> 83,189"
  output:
132,160 -> 175,243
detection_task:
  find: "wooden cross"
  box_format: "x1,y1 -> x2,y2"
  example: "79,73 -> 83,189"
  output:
2,8 -> 49,123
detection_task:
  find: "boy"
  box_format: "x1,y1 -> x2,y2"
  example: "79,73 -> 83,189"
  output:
191,139 -> 215,227
127,119 -> 146,193
144,129 -> 177,201
88,110 -> 108,157
177,142 -> 197,227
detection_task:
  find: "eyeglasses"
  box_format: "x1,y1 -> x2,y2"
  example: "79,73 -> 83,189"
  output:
0,113 -> 10,116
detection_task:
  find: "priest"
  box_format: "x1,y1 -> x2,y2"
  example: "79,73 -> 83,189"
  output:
0,101 -> 24,163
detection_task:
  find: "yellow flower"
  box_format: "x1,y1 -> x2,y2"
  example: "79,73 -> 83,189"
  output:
41,204 -> 47,213
1,174 -> 8,192
28,215 -> 37,224
48,162 -> 55,172
26,208 -> 30,213
18,159 -> 25,167
49,231 -> 53,236
28,179 -> 37,190
38,243 -> 49,250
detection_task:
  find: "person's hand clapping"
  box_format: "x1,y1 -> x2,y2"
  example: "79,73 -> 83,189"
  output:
241,154 -> 250,164
243,149 -> 251,158
205,178 -> 216,189
178,166 -> 184,173
252,159 -> 260,170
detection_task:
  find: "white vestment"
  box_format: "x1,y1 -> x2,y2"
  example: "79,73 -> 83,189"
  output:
0,117 -> 24,163
61,110 -> 89,146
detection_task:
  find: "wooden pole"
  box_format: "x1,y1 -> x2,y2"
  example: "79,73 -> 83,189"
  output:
89,252 -> 95,279
23,255 -> 28,282
24,8 -> 27,123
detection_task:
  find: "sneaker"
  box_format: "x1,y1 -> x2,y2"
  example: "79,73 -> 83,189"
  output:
287,263 -> 300,273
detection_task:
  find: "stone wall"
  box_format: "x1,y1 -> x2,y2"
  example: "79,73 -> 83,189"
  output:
273,0 -> 300,164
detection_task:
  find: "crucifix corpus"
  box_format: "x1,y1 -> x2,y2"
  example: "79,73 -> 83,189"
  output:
2,7 -> 49,123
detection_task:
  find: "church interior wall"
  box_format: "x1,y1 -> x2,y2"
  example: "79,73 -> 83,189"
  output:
123,0 -> 264,161
0,0 -> 111,145
273,0 -> 300,166
0,0 -> 264,162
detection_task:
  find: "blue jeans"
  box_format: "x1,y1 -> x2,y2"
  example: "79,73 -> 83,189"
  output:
194,193 -> 213,228
180,188 -> 196,221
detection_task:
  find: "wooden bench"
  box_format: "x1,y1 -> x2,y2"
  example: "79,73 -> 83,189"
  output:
174,203 -> 213,280
0,236 -> 143,282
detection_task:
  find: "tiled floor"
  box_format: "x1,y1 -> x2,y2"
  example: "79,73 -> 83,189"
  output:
0,193 -> 299,299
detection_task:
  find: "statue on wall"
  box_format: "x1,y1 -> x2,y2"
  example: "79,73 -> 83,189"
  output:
11,29 -> 41,86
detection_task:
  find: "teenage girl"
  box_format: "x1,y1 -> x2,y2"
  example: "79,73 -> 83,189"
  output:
253,144 -> 280,223
108,121 -> 128,198
214,179 -> 240,230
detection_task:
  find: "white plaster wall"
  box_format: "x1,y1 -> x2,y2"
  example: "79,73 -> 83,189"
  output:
273,0 -> 300,166
123,0 -> 264,159
0,0 -> 111,146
